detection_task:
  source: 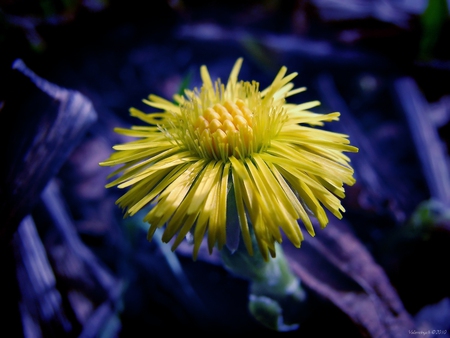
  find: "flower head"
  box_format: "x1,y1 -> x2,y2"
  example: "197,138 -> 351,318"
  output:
100,58 -> 358,261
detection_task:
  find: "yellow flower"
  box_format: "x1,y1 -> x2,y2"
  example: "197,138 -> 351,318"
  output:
100,58 -> 358,261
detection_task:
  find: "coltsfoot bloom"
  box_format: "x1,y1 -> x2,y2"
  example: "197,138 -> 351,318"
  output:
100,58 -> 358,261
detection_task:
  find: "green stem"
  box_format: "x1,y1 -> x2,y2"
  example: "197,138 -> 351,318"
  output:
220,233 -> 308,331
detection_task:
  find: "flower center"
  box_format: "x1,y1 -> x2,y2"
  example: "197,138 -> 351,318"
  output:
194,99 -> 254,160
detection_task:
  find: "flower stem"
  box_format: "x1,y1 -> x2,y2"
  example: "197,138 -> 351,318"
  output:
220,231 -> 308,331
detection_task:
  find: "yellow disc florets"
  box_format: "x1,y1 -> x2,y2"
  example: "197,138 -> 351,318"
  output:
172,78 -> 287,162
194,99 -> 254,160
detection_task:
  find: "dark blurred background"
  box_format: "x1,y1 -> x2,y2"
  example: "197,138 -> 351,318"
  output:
1,0 -> 450,337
